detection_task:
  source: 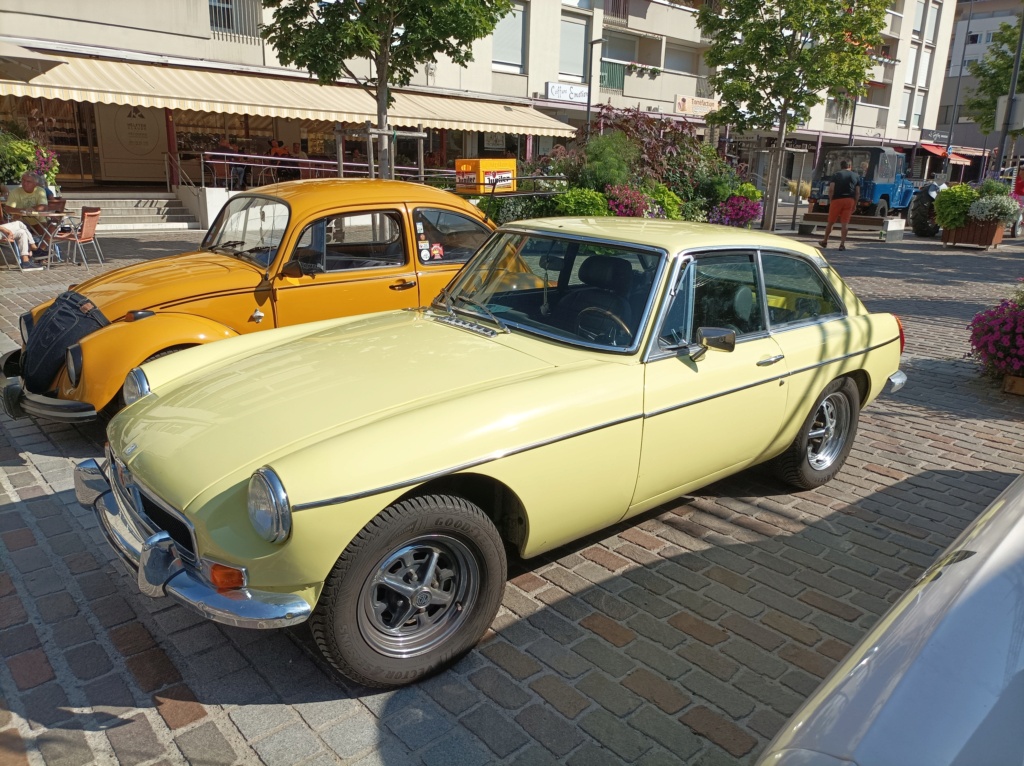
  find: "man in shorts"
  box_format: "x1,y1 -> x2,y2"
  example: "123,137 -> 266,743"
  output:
819,159 -> 861,251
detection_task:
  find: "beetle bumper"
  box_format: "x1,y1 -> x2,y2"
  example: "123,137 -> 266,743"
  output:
75,458 -> 311,629
1,349 -> 97,422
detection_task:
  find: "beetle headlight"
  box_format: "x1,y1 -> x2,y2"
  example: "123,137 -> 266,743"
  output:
66,345 -> 83,387
19,312 -> 33,345
122,367 -> 151,406
248,468 -> 291,544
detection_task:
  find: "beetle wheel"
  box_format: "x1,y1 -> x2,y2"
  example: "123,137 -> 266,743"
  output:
312,494 -> 506,688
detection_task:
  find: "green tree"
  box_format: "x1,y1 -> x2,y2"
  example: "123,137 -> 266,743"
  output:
697,0 -> 888,228
262,0 -> 511,177
963,15 -> 1023,137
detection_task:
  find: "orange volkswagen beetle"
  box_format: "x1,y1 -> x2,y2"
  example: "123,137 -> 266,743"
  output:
2,179 -> 496,422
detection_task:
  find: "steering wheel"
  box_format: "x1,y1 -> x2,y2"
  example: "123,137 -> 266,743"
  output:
576,306 -> 633,345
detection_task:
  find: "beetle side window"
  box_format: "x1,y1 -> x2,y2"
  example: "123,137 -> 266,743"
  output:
761,252 -> 843,328
413,209 -> 491,263
290,211 -> 406,273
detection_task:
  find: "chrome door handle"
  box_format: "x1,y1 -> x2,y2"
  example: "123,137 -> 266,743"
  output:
757,354 -> 785,366
389,280 -> 417,291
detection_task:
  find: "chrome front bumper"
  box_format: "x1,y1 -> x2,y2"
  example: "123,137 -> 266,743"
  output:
1,349 -> 96,422
75,458 -> 311,629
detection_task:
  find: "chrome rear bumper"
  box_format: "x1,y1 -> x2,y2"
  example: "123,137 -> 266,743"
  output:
887,370 -> 908,394
75,458 -> 310,629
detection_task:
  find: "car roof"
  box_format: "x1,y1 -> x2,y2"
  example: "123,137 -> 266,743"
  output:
506,217 -> 823,259
252,179 -> 487,218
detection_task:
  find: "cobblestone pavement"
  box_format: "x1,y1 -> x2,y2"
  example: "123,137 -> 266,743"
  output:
1,230 -> 1022,766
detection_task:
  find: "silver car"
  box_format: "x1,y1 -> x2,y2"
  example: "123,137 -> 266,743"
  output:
758,473 -> 1024,766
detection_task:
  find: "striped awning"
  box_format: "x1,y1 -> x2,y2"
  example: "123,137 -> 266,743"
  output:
0,54 -> 576,137
919,142 -> 973,166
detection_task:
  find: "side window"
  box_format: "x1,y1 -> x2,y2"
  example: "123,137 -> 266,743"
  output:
291,210 -> 406,273
761,252 -> 843,328
414,208 -> 491,264
692,253 -> 765,336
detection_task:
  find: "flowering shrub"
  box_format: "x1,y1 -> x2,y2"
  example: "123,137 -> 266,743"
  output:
605,185 -> 664,218
734,182 -> 762,201
33,145 -> 59,185
968,195 -> 1022,224
708,195 -> 762,227
968,279 -> 1024,378
934,184 -> 979,230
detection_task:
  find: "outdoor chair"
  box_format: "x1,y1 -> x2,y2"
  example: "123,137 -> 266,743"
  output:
48,206 -> 104,270
0,226 -> 20,270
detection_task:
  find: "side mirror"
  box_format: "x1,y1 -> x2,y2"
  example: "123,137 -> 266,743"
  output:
280,260 -> 304,279
688,327 -> 736,362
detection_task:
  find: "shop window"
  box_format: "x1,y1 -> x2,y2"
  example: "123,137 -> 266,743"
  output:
665,45 -> 697,74
559,13 -> 589,81
493,2 -> 527,73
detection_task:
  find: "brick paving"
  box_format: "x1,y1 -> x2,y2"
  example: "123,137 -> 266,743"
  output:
0,229 -> 1022,765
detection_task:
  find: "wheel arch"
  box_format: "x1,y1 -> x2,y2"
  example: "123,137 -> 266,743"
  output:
845,369 -> 871,407
396,472 -> 528,555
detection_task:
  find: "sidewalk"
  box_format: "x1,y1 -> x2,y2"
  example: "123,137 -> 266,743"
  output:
1,231 -> 1023,765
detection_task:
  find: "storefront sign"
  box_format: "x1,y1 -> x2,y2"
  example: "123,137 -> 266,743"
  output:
674,95 -> 720,117
483,132 -> 506,150
113,105 -> 161,156
546,82 -> 589,104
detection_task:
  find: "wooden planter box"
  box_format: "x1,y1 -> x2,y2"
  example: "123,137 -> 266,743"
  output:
942,219 -> 1004,249
1004,374 -> 1024,396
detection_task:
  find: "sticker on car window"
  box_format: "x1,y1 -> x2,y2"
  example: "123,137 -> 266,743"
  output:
416,222 -> 424,234
430,244 -> 444,260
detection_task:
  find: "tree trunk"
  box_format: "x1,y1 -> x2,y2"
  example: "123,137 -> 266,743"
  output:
763,111 -> 788,231
375,52 -> 391,180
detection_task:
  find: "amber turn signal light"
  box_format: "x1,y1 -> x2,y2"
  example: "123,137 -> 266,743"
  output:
207,563 -> 246,590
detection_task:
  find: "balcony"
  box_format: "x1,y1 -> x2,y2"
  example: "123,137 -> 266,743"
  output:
600,61 -> 626,93
605,0 -> 629,27
826,100 -> 890,131
882,10 -> 903,38
209,0 -> 262,44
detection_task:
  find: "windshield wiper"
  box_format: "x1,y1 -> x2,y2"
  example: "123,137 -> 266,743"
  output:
430,287 -> 455,317
451,294 -> 509,333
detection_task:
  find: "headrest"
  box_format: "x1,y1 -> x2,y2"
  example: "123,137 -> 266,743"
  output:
733,285 -> 753,321
579,256 -> 632,296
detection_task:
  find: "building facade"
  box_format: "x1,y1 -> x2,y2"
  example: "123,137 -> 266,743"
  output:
0,0 -> 958,188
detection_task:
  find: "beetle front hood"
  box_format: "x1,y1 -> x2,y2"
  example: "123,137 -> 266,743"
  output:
107,311 -> 561,512
73,250 -> 265,319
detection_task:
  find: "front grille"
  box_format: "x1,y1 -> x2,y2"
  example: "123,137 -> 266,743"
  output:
107,448 -> 197,566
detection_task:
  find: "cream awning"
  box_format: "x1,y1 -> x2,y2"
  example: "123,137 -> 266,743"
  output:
0,54 -> 576,137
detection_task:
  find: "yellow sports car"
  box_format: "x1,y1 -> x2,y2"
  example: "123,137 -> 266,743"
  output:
75,218 -> 906,688
1,179 -> 493,422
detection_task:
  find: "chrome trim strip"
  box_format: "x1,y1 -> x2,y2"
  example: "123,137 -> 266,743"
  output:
784,336 -> 900,378
434,314 -> 497,337
293,413 -> 644,511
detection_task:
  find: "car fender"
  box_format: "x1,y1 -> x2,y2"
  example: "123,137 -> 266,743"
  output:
61,313 -> 239,410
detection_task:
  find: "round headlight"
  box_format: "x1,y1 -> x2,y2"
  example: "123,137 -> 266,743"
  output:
19,312 -> 33,346
122,367 -> 151,406
66,345 -> 83,387
248,468 -> 291,544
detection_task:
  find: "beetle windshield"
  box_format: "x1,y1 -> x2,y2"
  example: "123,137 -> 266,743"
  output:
202,195 -> 289,268
437,231 -> 663,352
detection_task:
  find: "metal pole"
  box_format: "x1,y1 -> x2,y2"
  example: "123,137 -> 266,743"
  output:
945,0 -> 975,174
995,12 -> 1024,177
417,123 -> 424,184
791,151 -> 807,231
366,121 -> 376,179
848,96 -> 858,146
585,38 -> 607,139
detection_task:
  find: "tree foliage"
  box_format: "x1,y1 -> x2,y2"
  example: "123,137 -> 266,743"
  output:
262,0 -> 511,173
696,0 -> 889,135
963,15 -> 1023,137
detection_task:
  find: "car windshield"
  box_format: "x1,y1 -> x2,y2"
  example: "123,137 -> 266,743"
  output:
202,195 -> 290,268
438,230 -> 664,351
820,149 -> 875,179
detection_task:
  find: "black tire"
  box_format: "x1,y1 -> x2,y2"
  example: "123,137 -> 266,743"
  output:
772,377 -> 860,490
312,494 -> 506,688
910,194 -> 940,237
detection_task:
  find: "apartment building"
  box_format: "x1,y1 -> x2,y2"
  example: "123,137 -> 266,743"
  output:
935,0 -> 1022,159
0,0 -> 956,187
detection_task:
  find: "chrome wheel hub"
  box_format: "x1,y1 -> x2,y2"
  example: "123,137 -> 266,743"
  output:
358,535 -> 479,659
806,393 -> 851,471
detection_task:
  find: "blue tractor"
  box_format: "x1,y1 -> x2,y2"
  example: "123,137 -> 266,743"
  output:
808,146 -> 917,218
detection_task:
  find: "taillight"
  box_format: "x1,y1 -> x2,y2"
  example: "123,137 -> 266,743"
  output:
894,315 -> 905,354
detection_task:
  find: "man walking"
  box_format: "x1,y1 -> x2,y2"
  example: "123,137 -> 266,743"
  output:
819,159 -> 860,251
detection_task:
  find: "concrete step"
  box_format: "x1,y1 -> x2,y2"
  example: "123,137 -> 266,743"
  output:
56,193 -> 201,232
61,191 -> 176,200
59,200 -> 188,211
97,221 -> 204,232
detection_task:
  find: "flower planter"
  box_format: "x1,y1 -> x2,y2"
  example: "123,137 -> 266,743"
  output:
941,219 -> 1004,249
1004,374 -> 1024,396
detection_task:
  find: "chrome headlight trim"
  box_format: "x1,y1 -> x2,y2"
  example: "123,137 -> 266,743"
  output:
248,467 -> 291,544
66,344 -> 83,388
19,312 -> 33,346
122,367 -> 151,406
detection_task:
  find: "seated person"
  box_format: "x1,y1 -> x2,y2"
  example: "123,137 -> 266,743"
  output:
0,218 -> 44,270
6,173 -> 49,231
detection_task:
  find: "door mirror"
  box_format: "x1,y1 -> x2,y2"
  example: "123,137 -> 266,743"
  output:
280,260 -> 304,279
688,327 -> 736,362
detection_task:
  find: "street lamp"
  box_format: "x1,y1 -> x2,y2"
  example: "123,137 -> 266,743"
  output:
945,0 -> 975,174
585,38 -> 608,138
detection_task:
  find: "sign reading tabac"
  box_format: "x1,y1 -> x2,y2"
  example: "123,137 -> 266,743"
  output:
674,95 -> 720,117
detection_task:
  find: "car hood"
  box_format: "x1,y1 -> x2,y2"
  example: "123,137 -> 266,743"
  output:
74,250 -> 264,318
108,311 -> 560,512
758,474 -> 1024,766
